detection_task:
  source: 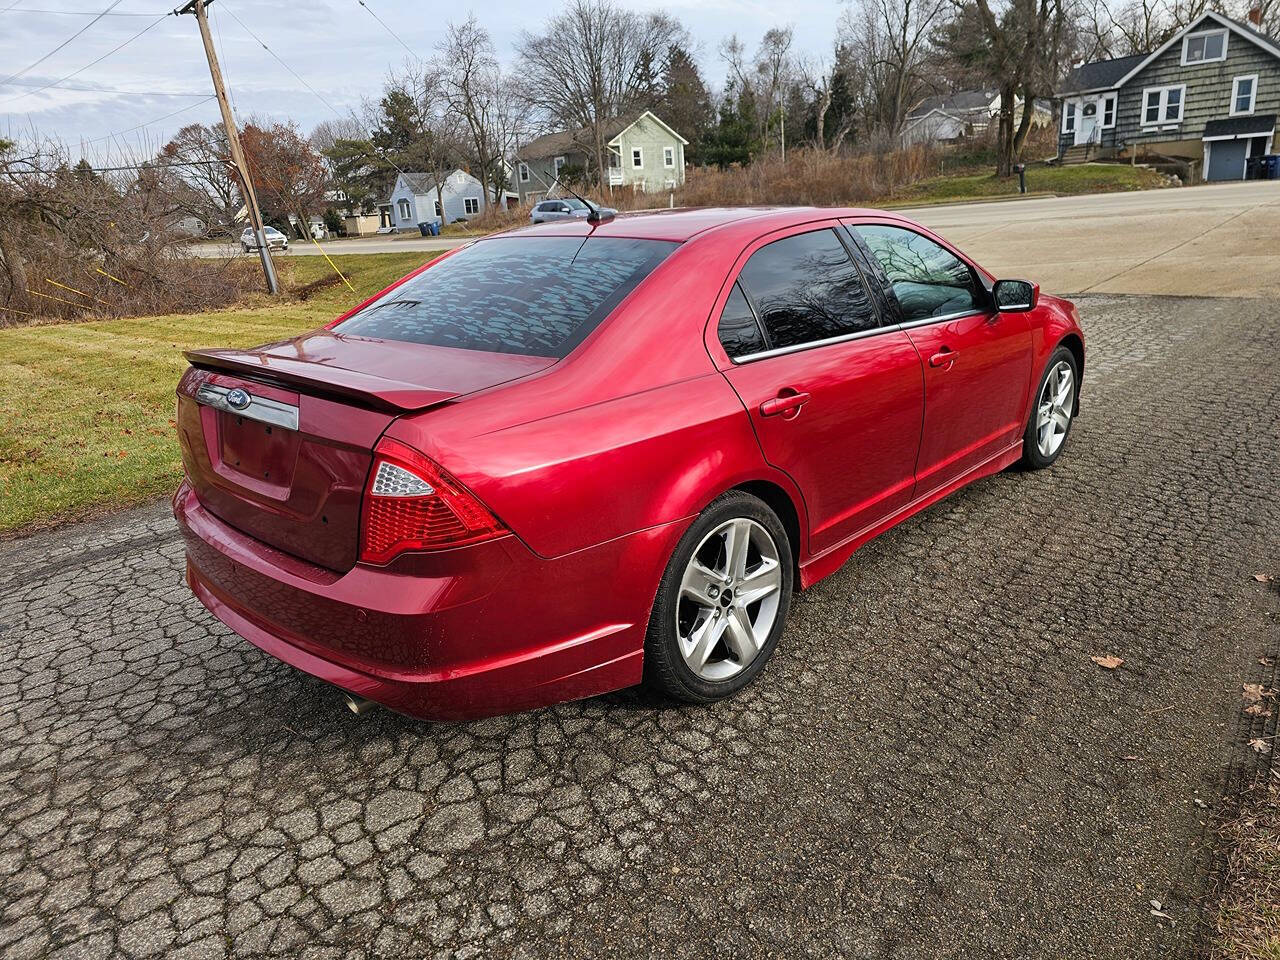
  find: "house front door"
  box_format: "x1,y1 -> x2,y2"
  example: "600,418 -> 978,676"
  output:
1074,99 -> 1100,145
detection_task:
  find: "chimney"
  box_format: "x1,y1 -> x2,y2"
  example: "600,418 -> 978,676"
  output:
1248,5 -> 1263,26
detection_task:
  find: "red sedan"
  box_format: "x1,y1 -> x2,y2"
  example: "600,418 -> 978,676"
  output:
173,207 -> 1083,721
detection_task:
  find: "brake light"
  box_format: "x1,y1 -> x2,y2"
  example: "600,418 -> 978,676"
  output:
359,438 -> 507,563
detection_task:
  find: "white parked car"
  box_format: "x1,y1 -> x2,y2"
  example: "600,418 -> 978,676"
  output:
529,198 -> 618,224
241,226 -> 289,253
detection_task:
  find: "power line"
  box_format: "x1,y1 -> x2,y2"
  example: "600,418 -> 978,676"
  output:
0,10 -> 170,107
0,0 -> 127,88
2,77 -> 207,97
0,6 -> 164,14
216,0 -> 339,115
355,0 -> 418,62
78,94 -> 214,145
3,158 -> 222,173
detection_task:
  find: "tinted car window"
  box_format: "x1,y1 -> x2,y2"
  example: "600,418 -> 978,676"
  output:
856,225 -> 980,323
334,236 -> 677,358
717,283 -> 766,358
737,229 -> 878,350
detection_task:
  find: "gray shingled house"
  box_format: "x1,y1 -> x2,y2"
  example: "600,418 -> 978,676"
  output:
1057,10 -> 1279,180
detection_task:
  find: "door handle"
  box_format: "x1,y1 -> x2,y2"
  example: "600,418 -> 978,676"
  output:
760,390 -> 811,418
929,349 -> 959,368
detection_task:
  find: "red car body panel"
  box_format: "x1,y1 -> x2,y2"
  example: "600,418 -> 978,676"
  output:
173,206 -> 1084,721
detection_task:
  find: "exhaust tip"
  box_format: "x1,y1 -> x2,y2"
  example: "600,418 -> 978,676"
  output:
342,692 -> 377,716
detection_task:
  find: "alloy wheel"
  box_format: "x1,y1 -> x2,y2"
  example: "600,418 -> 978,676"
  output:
1035,360 -> 1075,458
675,518 -> 783,682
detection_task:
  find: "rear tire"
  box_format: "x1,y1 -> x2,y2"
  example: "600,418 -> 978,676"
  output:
643,491 -> 793,704
1020,345 -> 1078,470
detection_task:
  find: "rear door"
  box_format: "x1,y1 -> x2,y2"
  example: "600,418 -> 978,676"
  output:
713,224 -> 925,555
851,221 -> 1032,495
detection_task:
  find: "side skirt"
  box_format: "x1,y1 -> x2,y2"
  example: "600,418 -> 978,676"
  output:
798,440 -> 1025,589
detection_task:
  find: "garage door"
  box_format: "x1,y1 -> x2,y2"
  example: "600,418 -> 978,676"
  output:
1206,140 -> 1247,181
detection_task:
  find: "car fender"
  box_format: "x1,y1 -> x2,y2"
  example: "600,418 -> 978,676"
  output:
1022,294 -> 1085,422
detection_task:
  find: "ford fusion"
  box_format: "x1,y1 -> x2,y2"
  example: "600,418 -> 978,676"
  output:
174,207 -> 1084,720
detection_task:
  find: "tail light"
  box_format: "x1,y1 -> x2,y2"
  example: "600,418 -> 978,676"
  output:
359,437 -> 507,564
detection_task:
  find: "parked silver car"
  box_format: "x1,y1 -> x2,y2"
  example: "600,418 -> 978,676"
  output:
241,226 -> 289,253
529,198 -> 617,224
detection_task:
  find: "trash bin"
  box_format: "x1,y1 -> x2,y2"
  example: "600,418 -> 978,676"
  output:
1261,155 -> 1280,180
417,221 -> 431,237
1246,156 -> 1263,180
428,220 -> 441,236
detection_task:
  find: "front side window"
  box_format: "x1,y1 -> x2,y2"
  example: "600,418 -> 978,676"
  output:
856,224 -> 980,323
1233,75 -> 1257,115
663,146 -> 675,167
434,200 -> 443,217
717,283 -> 767,358
737,229 -> 879,351
1183,29 -> 1226,64
334,236 -> 676,358
1102,93 -> 1116,127
553,156 -> 566,173
1062,101 -> 1076,133
464,197 -> 480,215
632,148 -> 643,168
519,163 -> 530,183
1143,86 -> 1184,125
397,198 -> 411,220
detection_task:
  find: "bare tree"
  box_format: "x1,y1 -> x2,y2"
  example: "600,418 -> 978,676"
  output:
516,0 -> 688,185
154,123 -> 241,237
722,28 -> 796,153
841,0 -> 947,140
394,63 -> 466,225
438,18 -> 511,205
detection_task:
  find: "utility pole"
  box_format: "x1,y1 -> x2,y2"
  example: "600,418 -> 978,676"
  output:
176,0 -> 279,294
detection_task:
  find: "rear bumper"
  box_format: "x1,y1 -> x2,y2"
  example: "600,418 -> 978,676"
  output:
174,482 -> 684,721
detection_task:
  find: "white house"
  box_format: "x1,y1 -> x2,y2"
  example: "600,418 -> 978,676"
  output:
901,90 -> 1053,145
386,169 -> 488,231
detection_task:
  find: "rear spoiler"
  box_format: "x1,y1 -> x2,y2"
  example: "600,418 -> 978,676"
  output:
184,347 -> 460,413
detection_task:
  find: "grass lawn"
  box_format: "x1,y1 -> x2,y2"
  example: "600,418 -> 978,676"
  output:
889,162 -> 1166,205
1211,783 -> 1280,960
0,251 -> 433,535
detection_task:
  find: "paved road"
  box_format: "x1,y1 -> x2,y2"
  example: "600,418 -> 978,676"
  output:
199,180 -> 1280,299
2,295 -> 1279,959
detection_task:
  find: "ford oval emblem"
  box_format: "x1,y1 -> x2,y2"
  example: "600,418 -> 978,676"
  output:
226,388 -> 251,410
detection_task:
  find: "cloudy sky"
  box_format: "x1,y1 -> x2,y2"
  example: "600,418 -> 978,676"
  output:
0,0 -> 846,163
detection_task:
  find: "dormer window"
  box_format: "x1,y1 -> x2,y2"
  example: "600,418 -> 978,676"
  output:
1182,28 -> 1227,64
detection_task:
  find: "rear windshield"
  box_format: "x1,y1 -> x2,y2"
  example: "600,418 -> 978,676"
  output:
333,236 -> 677,358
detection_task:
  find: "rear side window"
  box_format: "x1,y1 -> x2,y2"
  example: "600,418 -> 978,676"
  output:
855,224 -> 980,323
737,229 -> 878,351
334,236 -> 676,358
717,283 -> 766,358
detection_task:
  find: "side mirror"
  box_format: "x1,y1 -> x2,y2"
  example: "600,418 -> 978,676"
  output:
993,278 -> 1038,312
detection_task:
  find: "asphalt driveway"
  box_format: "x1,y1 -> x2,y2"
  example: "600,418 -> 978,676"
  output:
1,294 -> 1278,959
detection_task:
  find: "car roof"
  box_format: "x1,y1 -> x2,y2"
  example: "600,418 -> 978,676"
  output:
500,206 -> 908,243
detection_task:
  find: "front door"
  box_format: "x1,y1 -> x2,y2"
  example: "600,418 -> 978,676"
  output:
714,226 -> 925,555
1074,99 -> 1099,145
853,222 -> 1033,494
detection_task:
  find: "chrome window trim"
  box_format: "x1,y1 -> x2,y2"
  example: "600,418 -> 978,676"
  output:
730,324 -> 894,364
195,384 -> 299,431
897,309 -> 987,331
730,309 -> 987,364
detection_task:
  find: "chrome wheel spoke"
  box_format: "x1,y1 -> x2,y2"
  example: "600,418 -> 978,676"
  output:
723,606 -> 759,664
680,560 -> 722,604
683,613 -> 727,671
738,559 -> 781,606
725,519 -> 752,581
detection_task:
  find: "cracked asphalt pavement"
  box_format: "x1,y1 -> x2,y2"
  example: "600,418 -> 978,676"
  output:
2,295 -> 1278,959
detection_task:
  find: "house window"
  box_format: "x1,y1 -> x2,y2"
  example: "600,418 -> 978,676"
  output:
518,162 -> 530,183
1062,101 -> 1076,134
608,151 -> 621,168
397,199 -> 411,221
1142,85 -> 1185,125
1101,93 -> 1117,128
434,200 -> 443,217
631,147 -> 643,168
663,146 -> 674,168
1182,28 -> 1227,65
553,156 -> 565,174
1232,75 -> 1257,115
464,197 -> 480,215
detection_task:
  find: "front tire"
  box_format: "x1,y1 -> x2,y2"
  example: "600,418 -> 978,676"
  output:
1020,345 -> 1078,469
643,491 -> 793,704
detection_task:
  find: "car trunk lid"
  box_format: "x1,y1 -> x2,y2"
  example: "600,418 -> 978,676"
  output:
177,331 -> 554,571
